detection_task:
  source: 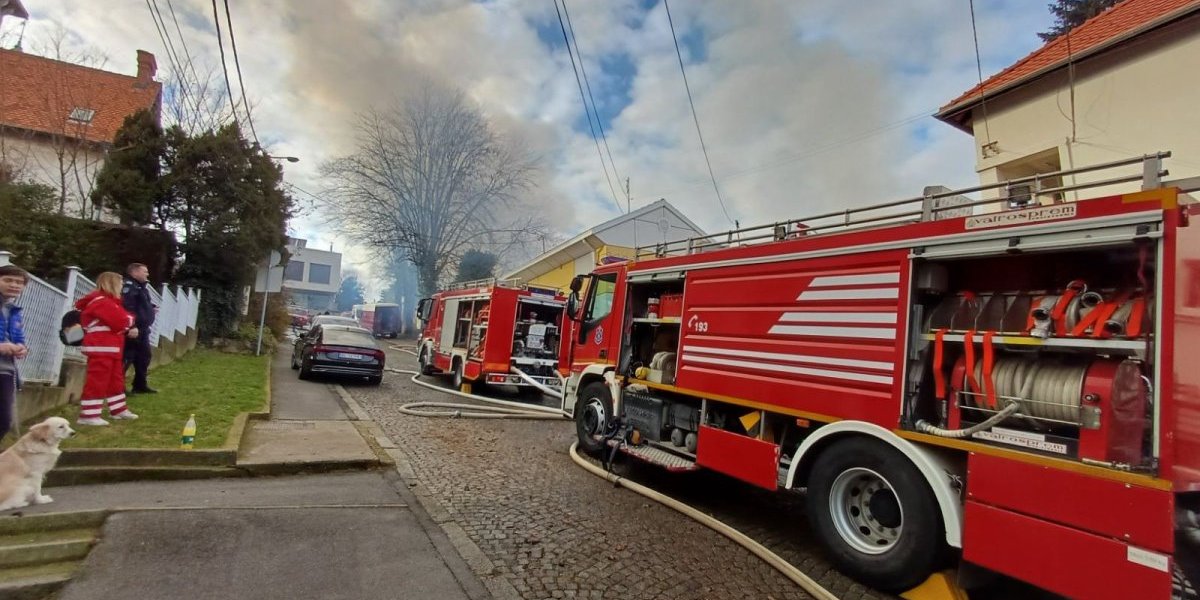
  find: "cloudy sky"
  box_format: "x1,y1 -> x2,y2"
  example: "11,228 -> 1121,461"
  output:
2,0 -> 1053,291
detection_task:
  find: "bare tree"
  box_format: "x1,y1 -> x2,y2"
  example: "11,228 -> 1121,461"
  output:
321,86 -> 542,296
161,63 -> 241,135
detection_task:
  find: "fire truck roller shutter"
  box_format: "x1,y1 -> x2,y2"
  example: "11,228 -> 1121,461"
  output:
785,421 -> 964,550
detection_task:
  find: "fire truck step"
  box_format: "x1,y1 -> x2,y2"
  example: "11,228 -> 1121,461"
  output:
608,440 -> 699,471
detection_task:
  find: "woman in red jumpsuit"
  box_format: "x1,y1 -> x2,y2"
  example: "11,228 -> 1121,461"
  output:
76,272 -> 139,426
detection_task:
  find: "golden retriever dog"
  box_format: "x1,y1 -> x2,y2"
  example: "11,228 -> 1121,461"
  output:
0,417 -> 75,511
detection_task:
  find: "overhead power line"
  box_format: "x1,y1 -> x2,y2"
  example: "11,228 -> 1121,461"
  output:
222,0 -> 260,146
165,0 -> 204,98
145,0 -> 200,121
210,0 -> 240,131
552,0 -> 624,214
663,0 -> 735,226
560,0 -> 625,206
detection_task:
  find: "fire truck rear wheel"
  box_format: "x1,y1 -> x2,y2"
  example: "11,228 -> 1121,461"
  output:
806,436 -> 945,592
574,381 -> 613,455
452,361 -> 464,390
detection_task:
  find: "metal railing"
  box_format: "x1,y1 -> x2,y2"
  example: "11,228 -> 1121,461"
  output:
0,253 -> 202,384
637,152 -> 1172,259
446,277 -> 525,291
1,254 -> 70,385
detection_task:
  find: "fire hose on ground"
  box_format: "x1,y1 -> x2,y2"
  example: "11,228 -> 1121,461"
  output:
386,345 -> 842,600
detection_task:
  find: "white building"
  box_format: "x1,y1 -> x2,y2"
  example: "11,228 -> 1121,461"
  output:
502,199 -> 706,292
935,0 -> 1200,205
283,237 -> 343,312
0,46 -> 162,218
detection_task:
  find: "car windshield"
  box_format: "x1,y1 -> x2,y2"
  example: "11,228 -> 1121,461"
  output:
322,327 -> 376,348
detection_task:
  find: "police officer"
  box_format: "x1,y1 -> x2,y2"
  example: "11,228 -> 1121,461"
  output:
122,263 -> 157,394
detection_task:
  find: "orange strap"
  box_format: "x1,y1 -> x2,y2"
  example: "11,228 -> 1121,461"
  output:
1125,296 -> 1147,337
964,330 -> 980,394
933,328 -> 948,400
1051,281 -> 1086,336
982,331 -> 997,409
1074,292 -> 1130,338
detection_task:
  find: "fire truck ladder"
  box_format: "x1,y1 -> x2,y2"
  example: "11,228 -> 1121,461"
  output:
638,151 -> 1181,258
446,277 -> 526,291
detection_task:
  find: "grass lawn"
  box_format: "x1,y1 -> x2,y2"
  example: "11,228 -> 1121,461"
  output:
45,349 -> 269,449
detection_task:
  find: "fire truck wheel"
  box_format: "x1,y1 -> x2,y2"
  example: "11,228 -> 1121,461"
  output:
452,361 -> 465,390
574,381 -> 613,455
418,347 -> 435,376
806,436 -> 945,592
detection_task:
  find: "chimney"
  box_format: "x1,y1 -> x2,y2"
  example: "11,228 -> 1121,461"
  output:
136,50 -> 157,82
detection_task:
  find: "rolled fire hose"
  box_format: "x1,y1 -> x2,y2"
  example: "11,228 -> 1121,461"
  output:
389,345 -> 843,600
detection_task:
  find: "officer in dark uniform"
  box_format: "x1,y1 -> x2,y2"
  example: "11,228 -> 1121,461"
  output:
122,263 -> 157,394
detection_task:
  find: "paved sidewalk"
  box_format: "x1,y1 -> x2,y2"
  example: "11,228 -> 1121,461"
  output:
1,351 -> 493,600
237,351 -> 381,469
21,472 -> 488,600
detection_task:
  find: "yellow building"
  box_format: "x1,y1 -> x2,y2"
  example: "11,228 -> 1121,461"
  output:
935,0 -> 1200,206
503,199 -> 706,292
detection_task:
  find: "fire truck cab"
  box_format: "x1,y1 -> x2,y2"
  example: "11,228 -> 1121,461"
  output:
416,279 -> 568,394
562,153 -> 1199,598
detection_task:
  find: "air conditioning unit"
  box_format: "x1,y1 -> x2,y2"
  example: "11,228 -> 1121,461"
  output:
1006,183 -> 1034,209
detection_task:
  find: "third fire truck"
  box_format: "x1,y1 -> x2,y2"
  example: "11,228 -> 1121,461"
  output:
560,153 -> 1198,598
416,279 -> 568,395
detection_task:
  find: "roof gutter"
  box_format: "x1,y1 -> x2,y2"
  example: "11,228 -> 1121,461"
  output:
935,4 -> 1200,131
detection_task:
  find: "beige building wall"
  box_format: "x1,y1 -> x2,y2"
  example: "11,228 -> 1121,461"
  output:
967,17 -> 1200,205
1,131 -> 107,218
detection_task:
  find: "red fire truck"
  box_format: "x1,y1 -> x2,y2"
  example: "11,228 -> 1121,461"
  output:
561,153 -> 1199,598
416,279 -> 568,394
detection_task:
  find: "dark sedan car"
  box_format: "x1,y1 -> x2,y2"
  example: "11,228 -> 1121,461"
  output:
291,324 -> 385,385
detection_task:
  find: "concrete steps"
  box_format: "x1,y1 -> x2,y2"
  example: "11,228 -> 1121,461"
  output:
46,465 -> 247,487
0,511 -> 107,600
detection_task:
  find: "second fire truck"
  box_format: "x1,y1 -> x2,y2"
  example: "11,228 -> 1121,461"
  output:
559,153 -> 1198,599
416,279 -> 568,395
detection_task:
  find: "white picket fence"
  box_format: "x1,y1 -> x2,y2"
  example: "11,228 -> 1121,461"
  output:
0,252 -> 201,384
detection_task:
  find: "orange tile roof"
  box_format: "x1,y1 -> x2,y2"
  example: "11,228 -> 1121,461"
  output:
0,48 -> 161,145
937,0 -> 1200,124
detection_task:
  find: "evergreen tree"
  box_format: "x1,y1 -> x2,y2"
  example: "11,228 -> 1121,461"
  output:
1039,0 -> 1120,42
91,109 -> 166,225
335,275 -> 366,312
454,250 -> 498,283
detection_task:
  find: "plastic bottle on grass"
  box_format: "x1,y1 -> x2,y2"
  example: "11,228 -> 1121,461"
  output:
180,414 -> 196,450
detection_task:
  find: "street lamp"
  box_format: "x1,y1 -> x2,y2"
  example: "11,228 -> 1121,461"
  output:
269,155 -> 300,163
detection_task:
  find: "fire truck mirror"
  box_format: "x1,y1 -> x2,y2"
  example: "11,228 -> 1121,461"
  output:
569,275 -> 584,293
566,292 -> 581,322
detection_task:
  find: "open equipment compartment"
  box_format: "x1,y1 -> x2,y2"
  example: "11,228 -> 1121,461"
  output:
904,241 -> 1157,467
623,278 -> 685,385
510,297 -> 565,381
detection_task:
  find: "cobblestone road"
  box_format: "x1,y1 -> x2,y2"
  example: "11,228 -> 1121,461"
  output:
345,348 -> 888,600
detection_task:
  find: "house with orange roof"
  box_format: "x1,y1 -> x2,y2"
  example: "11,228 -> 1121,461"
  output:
935,0 -> 1200,208
0,47 -> 162,218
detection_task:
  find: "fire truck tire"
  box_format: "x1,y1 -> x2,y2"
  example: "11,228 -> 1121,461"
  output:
574,381 -> 613,455
452,361 -> 464,390
806,437 -> 945,592
418,347 -> 435,376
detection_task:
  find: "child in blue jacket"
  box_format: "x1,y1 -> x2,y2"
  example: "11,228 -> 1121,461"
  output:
0,265 -> 29,442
